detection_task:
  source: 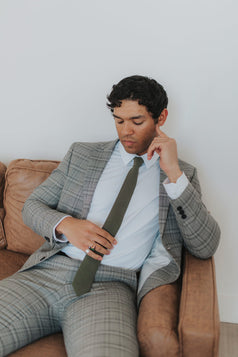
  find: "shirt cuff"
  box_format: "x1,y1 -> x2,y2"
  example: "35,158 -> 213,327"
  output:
163,172 -> 189,199
53,215 -> 71,242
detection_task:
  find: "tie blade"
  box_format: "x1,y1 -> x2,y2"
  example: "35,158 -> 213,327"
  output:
72,255 -> 101,296
102,165 -> 141,235
72,156 -> 144,295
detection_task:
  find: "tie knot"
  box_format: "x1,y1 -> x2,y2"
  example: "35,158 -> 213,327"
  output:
133,156 -> 144,168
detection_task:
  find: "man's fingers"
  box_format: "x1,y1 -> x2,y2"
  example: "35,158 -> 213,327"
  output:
147,147 -> 155,160
147,135 -> 170,160
147,141 -> 163,160
85,247 -> 103,261
91,241 -> 111,255
147,143 -> 157,160
95,235 -> 114,250
82,221 -> 117,249
156,127 -> 168,138
96,226 -> 117,245
86,239 -> 111,259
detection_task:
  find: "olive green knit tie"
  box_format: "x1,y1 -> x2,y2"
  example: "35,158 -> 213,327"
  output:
72,156 -> 144,296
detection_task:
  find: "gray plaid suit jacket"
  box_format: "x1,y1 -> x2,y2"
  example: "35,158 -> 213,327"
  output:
21,140 -> 220,304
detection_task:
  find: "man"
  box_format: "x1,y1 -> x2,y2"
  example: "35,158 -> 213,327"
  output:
0,75 -> 220,357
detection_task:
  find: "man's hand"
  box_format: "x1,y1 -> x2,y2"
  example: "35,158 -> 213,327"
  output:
147,128 -> 182,183
56,217 -> 117,261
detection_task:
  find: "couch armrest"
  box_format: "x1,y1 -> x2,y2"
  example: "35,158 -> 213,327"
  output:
0,162 -> 6,207
0,162 -> 7,249
0,209 -> 5,249
137,281 -> 180,357
178,251 -> 220,357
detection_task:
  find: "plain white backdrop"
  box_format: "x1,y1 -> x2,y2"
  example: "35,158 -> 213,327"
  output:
0,0 -> 237,322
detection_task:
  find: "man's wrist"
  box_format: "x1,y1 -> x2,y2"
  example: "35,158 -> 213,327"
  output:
166,167 -> 183,183
56,216 -> 73,235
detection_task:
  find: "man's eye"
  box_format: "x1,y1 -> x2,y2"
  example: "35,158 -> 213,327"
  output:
134,122 -> 143,125
117,121 -> 124,124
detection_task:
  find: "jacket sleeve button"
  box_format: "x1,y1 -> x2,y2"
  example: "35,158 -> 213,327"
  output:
182,214 -> 187,219
177,206 -> 182,211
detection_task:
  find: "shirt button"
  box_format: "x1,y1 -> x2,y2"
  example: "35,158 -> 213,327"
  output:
40,257 -> 46,261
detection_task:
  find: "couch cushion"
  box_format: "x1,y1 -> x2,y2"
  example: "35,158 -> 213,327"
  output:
7,333 -> 67,357
0,249 -> 29,280
0,162 -> 7,249
4,159 -> 59,255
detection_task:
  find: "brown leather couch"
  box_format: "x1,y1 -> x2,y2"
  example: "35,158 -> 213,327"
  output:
0,159 -> 220,357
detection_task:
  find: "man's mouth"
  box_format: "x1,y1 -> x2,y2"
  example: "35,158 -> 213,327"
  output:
122,139 -> 136,145
122,140 -> 135,146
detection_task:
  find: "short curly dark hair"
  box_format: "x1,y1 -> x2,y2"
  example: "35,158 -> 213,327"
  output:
107,75 -> 168,123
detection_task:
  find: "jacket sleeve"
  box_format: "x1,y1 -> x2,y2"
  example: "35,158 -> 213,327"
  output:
168,168 -> 220,259
22,143 -> 75,247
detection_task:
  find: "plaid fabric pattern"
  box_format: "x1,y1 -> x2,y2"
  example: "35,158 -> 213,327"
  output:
0,254 -> 138,356
21,140 -> 220,304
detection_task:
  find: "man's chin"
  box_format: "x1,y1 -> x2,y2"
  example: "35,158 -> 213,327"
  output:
121,143 -> 146,156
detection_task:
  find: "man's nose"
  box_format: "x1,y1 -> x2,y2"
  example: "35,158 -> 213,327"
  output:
123,122 -> 134,136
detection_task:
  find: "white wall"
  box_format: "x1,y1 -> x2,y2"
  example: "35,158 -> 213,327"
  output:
0,0 -> 237,322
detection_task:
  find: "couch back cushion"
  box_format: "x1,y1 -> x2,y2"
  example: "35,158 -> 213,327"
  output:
4,159 -> 59,255
0,162 -> 7,248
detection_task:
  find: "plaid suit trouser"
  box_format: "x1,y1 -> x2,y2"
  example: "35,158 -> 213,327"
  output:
0,254 -> 139,357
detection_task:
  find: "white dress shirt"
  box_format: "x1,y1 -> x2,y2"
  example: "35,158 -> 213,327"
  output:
55,141 -> 189,270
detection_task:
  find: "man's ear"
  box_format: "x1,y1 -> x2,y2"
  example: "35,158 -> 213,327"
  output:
157,108 -> 168,127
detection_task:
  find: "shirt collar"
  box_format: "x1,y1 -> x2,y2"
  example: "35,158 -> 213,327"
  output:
118,141 -> 159,168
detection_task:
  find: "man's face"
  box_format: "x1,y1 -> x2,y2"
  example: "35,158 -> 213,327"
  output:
113,100 -> 159,156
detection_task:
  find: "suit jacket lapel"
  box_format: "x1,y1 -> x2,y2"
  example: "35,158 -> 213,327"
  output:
81,140 -> 118,219
80,142 -> 171,237
159,168 -> 170,238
